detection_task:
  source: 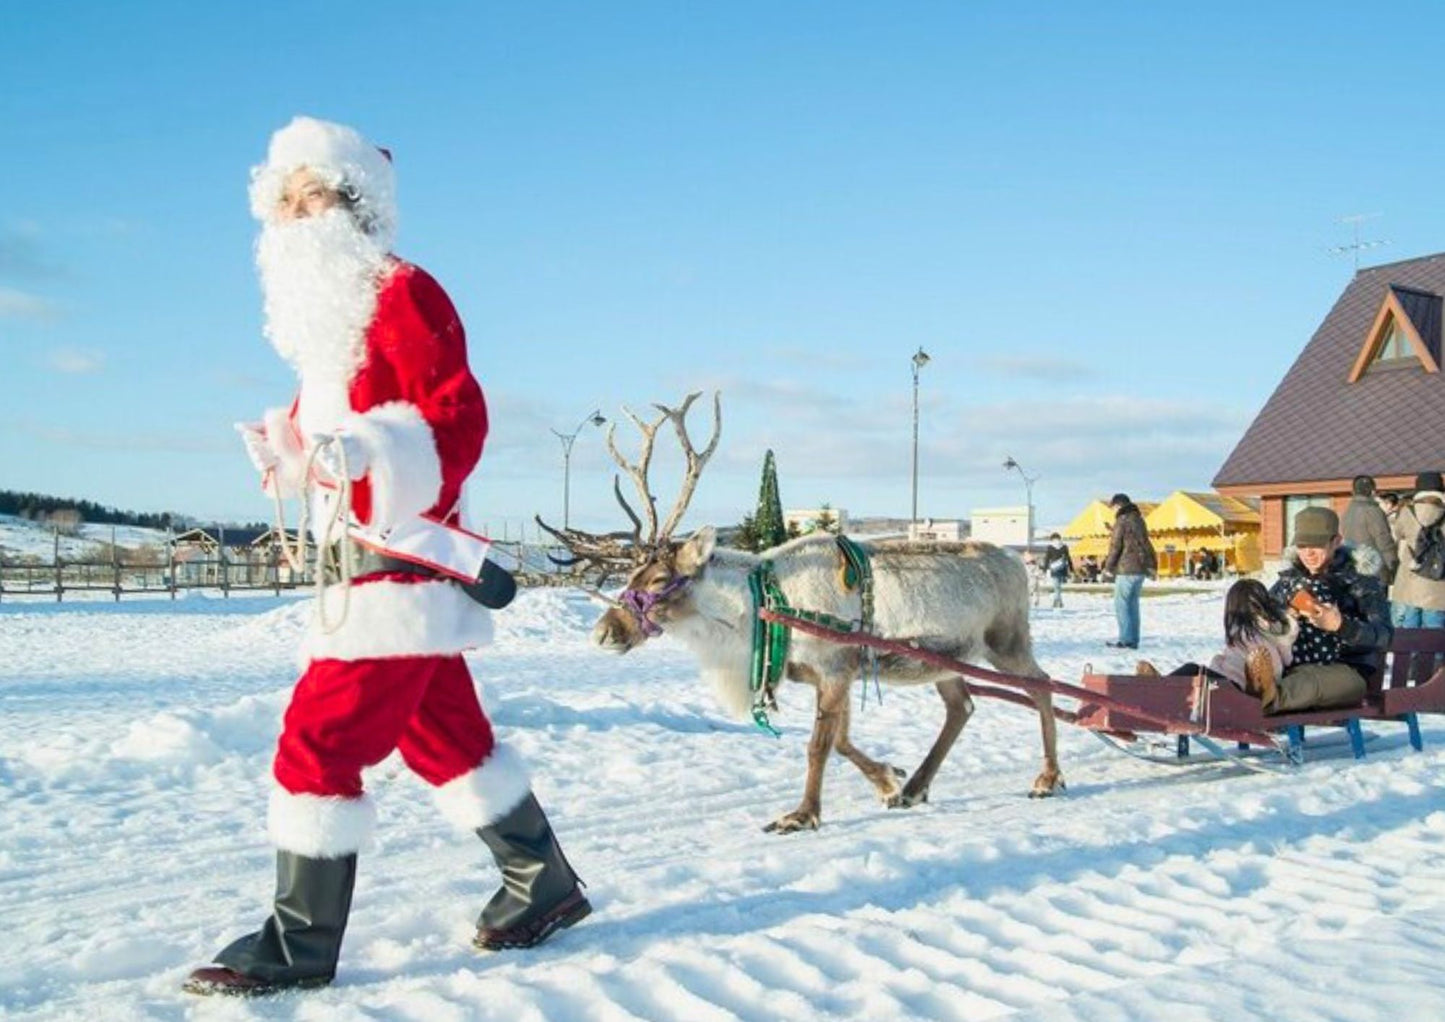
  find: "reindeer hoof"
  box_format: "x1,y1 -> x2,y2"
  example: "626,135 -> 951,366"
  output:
886,789 -> 929,809
763,810 -> 820,834
1028,775 -> 1066,799
875,765 -> 907,805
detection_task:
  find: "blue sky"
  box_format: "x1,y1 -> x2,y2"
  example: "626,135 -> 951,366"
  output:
4,2 -> 1444,537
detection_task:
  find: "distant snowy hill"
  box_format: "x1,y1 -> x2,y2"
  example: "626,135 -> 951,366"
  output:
0,514 -> 170,561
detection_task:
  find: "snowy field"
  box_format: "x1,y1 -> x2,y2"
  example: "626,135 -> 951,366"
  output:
3,584 -> 1444,1021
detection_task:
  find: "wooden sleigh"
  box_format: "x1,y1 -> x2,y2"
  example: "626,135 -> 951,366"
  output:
760,608 -> 1445,771
1078,628 -> 1445,766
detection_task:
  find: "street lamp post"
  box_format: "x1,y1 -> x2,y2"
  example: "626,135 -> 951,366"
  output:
1002,456 -> 1038,551
552,410 -> 607,530
910,347 -> 931,526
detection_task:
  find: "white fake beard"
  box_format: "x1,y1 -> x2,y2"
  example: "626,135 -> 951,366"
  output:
255,208 -> 389,380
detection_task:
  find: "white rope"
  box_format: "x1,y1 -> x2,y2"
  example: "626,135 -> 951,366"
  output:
270,436 -> 353,635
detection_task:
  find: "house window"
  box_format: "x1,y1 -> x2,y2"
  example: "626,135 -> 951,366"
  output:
1284,495 -> 1333,547
1372,318 -> 1412,364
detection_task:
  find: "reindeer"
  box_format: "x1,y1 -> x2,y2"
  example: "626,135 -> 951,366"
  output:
541,392 -> 1064,834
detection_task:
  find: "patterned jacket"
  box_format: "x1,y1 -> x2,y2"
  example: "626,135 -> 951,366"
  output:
1269,546 -> 1393,680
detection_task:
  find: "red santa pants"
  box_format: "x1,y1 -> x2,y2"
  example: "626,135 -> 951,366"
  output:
273,654 -> 494,798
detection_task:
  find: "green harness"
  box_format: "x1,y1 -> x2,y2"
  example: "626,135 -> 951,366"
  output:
746,535 -> 875,736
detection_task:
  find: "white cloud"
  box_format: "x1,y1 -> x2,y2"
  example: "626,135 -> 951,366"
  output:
976,353 -> 1092,381
47,347 -> 105,374
460,376 -> 1259,531
12,420 -> 227,453
0,287 -> 58,321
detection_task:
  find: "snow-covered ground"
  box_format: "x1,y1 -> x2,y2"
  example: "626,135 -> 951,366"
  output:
2,585 -> 1443,1020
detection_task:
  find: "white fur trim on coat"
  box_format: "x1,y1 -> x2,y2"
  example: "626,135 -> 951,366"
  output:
261,405 -> 308,498
250,116 -> 398,246
432,744 -> 532,831
268,787 -> 375,857
301,577 -> 492,662
1280,543 -> 1383,579
342,401 -> 443,530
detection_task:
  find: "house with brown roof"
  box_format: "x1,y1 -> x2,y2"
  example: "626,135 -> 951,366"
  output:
1213,251 -> 1445,558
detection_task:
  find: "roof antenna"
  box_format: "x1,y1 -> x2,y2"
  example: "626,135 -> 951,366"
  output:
1325,213 -> 1388,271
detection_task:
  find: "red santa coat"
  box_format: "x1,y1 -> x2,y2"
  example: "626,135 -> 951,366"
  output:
256,261 -> 527,858
262,261 -> 496,662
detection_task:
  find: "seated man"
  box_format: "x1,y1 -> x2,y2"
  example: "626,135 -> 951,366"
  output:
1261,506 -> 1392,713
1137,507 -> 1391,715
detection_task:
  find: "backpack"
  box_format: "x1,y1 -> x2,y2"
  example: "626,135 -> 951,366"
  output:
1411,520 -> 1445,581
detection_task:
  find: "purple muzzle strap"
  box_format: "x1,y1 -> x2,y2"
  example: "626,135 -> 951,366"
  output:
619,575 -> 691,637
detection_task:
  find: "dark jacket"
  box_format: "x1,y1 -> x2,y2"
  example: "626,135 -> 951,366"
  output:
1104,503 -> 1157,576
1041,541 -> 1073,579
1269,545 -> 1394,680
1341,495 -> 1399,583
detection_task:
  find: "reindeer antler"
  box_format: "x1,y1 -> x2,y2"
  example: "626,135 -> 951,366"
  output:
532,513 -> 641,585
536,391 -> 722,582
605,407 -> 663,548
606,390 -> 722,548
656,391 -> 722,543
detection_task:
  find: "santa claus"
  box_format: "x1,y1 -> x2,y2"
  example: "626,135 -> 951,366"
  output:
185,116 -> 589,998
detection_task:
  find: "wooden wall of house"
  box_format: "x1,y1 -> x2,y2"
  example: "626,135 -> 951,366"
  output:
1262,496 -> 1285,558
1259,489 -> 1357,558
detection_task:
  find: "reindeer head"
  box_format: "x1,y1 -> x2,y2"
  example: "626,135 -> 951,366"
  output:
593,526 -> 717,652
536,391 -> 723,650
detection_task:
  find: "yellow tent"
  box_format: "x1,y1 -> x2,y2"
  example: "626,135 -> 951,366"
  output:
1144,491 -> 1262,576
1059,500 -> 1114,559
1059,499 -> 1158,561
1061,499 -> 1116,541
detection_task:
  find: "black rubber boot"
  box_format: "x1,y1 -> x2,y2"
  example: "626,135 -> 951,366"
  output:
473,794 -> 590,951
184,851 -> 358,996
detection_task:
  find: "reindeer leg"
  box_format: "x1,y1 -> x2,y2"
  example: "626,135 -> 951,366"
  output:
891,677 -> 974,809
1025,687 -> 1064,798
763,682 -> 849,834
986,642 -> 1065,798
832,689 -> 906,806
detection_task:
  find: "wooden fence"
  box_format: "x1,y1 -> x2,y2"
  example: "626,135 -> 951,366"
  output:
0,534 -> 576,602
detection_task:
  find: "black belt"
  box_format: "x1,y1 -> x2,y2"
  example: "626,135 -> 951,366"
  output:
326,543 -> 517,609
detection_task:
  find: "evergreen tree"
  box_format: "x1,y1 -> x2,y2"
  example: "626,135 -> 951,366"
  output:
813,503 -> 838,535
733,512 -> 762,552
755,450 -> 787,549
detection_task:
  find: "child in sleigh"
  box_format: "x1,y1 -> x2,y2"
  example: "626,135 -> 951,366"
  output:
1137,578 -> 1299,704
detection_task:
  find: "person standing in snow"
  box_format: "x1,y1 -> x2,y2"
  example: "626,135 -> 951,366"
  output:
1390,472 -> 1445,629
1040,532 -> 1073,609
1341,474 -> 1398,586
1103,492 -> 1156,649
185,117 -> 589,998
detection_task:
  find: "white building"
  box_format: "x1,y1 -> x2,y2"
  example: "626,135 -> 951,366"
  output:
907,518 -> 965,542
785,507 -> 848,535
970,505 -> 1032,548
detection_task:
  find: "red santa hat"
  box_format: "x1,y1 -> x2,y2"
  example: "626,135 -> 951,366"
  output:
249,115 -> 398,246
